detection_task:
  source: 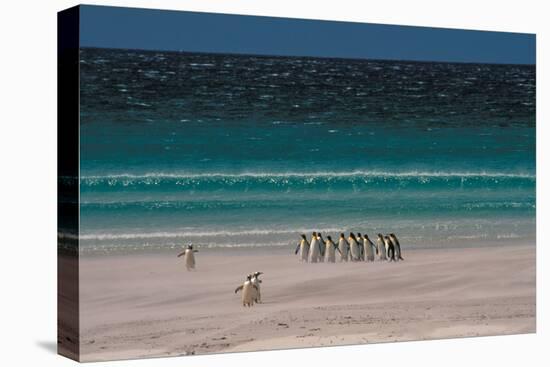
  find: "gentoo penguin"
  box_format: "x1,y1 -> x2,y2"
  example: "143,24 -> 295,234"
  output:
317,232 -> 326,262
177,244 -> 199,271
348,233 -> 360,261
384,235 -> 396,262
295,234 -> 310,262
337,233 -> 350,262
309,231 -> 321,263
234,274 -> 259,307
324,235 -> 339,263
390,233 -> 404,261
251,271 -> 263,303
363,234 -> 376,262
376,234 -> 387,261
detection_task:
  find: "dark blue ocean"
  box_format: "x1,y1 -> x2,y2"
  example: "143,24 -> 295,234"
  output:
78,48 -> 535,253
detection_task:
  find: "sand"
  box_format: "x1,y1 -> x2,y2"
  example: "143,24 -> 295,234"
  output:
77,245 -> 535,362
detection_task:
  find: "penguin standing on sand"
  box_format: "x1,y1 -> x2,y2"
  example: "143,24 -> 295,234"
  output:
356,233 -> 365,261
177,244 -> 199,271
317,232 -> 326,262
384,235 -> 396,262
295,234 -> 310,262
251,271 -> 263,303
348,233 -> 360,261
390,233 -> 404,261
235,274 -> 259,307
363,234 -> 376,262
338,233 -> 350,262
376,234 -> 387,261
309,232 -> 321,263
324,235 -> 340,263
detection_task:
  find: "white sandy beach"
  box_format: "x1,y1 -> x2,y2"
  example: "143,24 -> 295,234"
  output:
75,245 -> 535,362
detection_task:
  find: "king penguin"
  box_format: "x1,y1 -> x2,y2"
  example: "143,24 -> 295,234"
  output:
348,233 -> 360,261
309,232 -> 321,263
295,234 -> 310,262
317,232 -> 326,262
338,233 -> 349,262
384,235 -> 396,262
363,234 -> 376,262
376,234 -> 387,261
324,235 -> 339,263
390,233 -> 404,261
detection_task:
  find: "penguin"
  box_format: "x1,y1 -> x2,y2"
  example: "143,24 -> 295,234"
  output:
309,231 -> 321,263
363,234 -> 376,262
348,233 -> 360,261
390,233 -> 404,261
324,235 -> 340,263
384,235 -> 396,262
337,233 -> 350,262
376,234 -> 387,261
251,271 -> 263,303
295,234 -> 310,262
177,244 -> 199,271
356,233 -> 365,261
234,274 -> 259,307
317,232 -> 326,262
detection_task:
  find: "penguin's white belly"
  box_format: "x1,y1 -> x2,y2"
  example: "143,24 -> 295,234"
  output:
350,240 -> 359,260
365,241 -> 374,260
325,243 -> 336,262
309,239 -> 319,263
184,251 -> 195,270
242,283 -> 255,306
338,241 -> 348,261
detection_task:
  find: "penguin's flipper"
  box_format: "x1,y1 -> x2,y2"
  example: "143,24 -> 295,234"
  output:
295,243 -> 300,255
335,245 -> 342,255
177,251 -> 185,257
234,285 -> 244,294
253,284 -> 259,291
193,250 -> 199,252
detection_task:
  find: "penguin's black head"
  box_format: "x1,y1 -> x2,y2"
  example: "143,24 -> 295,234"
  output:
301,234 -> 306,239
349,232 -> 355,238
187,244 -> 193,250
254,271 -> 263,277
364,234 -> 369,239
340,233 -> 345,238
327,235 -> 332,241
246,274 -> 252,280
312,231 -> 317,236
357,232 -> 362,237
377,233 -> 383,238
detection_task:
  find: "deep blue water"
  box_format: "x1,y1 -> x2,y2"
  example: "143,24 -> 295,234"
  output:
78,48 -> 535,253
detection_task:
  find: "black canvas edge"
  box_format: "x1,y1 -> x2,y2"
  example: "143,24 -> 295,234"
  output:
57,5 -> 81,362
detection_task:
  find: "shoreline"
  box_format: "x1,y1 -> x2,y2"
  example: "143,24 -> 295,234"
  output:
77,244 -> 536,362
77,238 -> 536,258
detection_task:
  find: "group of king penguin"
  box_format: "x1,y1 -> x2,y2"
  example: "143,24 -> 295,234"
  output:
295,231 -> 404,263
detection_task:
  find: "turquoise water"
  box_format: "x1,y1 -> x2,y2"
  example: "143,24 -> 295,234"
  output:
78,48 -> 535,253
